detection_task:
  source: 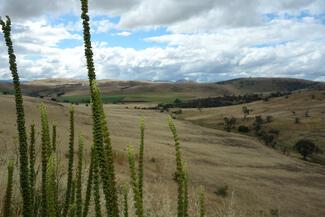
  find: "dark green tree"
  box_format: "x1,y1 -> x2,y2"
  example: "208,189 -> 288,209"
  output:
294,139 -> 321,160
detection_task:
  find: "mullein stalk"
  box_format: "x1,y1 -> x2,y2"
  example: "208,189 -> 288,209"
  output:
123,184 -> 129,217
2,160 -> 14,217
52,125 -> 57,152
127,145 -> 144,217
183,168 -> 189,217
29,123 -> 36,209
83,149 -> 94,217
102,110 -> 119,217
68,204 -> 76,217
168,116 -> 186,217
93,150 -> 102,217
91,83 -> 118,217
198,186 -> 205,217
138,117 -> 145,202
40,103 -> 51,217
0,16 -> 32,217
62,107 -> 75,217
80,0 -> 119,215
76,136 -> 84,217
47,155 -> 58,217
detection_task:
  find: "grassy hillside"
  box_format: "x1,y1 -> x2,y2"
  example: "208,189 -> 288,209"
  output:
1,77 -> 323,104
0,94 -> 325,216
176,90 -> 325,163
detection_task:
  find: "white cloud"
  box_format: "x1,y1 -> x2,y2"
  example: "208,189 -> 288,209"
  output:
0,0 -> 325,81
116,31 -> 132,37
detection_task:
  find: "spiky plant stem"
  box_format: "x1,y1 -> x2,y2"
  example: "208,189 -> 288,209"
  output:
80,0 -> 119,215
127,145 -> 144,217
198,186 -> 205,217
47,155 -> 58,217
68,204 -> 76,217
123,184 -> 129,217
40,103 -> 51,217
93,151 -> 102,217
29,123 -> 36,209
138,117 -> 145,202
90,83 -> 118,217
102,110 -> 119,217
183,169 -> 189,217
0,16 -> 31,217
83,149 -> 94,217
168,116 -> 186,217
76,136 -> 84,217
52,125 -> 57,152
62,107 -> 75,217
2,160 -> 14,217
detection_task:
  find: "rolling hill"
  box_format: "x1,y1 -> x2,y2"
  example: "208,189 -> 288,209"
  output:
0,77 -> 323,104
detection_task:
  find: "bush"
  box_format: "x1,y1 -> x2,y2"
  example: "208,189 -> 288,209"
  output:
224,117 -> 237,132
253,115 -> 263,133
238,125 -> 250,133
295,117 -> 300,124
214,185 -> 228,198
266,115 -> 273,123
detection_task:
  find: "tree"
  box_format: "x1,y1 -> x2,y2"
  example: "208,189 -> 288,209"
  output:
253,115 -> 263,133
224,117 -> 237,132
294,139 -> 321,160
242,106 -> 250,119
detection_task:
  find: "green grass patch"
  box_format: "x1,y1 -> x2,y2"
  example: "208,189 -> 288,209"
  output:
57,95 -> 125,104
0,88 -> 14,95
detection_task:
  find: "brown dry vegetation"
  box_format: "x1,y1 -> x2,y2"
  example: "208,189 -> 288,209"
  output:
1,93 -> 325,217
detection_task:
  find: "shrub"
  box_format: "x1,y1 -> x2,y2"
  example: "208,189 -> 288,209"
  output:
215,185 -> 228,198
295,117 -> 300,124
266,115 -> 273,123
238,125 -> 250,133
224,117 -> 237,132
253,115 -> 263,133
269,128 -> 280,136
242,106 -> 250,119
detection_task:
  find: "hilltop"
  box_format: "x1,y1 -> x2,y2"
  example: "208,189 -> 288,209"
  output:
0,77 -> 323,104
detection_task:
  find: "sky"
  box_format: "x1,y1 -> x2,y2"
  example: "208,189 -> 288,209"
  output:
0,0 -> 325,82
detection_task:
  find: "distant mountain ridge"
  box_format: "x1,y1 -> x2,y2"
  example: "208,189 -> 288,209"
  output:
1,77 -> 323,103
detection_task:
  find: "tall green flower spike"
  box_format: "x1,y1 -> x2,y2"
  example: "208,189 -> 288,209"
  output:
29,123 -> 36,209
168,116 -> 187,217
0,16 -> 32,217
198,186 -> 205,217
52,125 -> 57,152
83,149 -> 94,217
47,155 -> 58,217
93,148 -> 102,217
138,117 -> 145,203
76,135 -> 84,217
63,107 -> 75,217
2,160 -> 14,217
123,184 -> 129,217
127,145 -> 144,217
80,0 -> 119,214
40,103 -> 50,217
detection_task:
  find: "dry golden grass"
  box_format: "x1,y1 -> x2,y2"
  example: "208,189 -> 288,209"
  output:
0,93 -> 325,217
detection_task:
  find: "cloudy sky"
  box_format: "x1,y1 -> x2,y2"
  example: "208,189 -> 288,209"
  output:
0,0 -> 325,82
